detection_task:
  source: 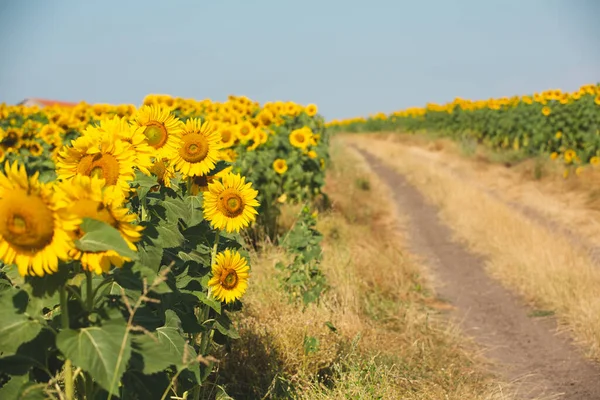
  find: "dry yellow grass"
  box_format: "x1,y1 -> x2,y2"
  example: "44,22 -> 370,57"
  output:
212,138 -> 515,399
374,131 -> 600,241
348,135 -> 600,361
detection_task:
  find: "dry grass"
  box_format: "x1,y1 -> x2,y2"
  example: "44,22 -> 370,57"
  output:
213,138 -> 514,399
348,136 -> 600,361
366,131 -> 600,240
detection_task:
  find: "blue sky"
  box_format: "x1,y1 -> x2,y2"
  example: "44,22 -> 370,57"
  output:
0,0 -> 598,120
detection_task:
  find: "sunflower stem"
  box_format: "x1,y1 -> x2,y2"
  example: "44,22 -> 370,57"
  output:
60,285 -> 75,400
85,270 -> 93,312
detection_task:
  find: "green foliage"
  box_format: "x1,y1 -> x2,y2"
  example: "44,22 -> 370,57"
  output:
276,206 -> 328,307
0,174 -> 244,399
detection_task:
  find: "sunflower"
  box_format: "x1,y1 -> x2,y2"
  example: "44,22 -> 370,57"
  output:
208,249 -> 250,304
0,161 -> 78,277
133,104 -> 183,159
97,116 -> 154,175
305,104 -> 318,117
542,106 -> 551,116
591,156 -> 600,166
289,127 -> 312,150
307,150 -> 318,159
203,172 -> 259,233
220,148 -> 238,163
56,175 -> 143,274
273,158 -> 288,174
149,158 -> 175,188
172,118 -> 222,177
56,127 -> 138,195
236,121 -> 254,143
219,125 -> 236,148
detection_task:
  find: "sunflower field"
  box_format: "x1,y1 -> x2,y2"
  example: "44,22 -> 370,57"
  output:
0,95 -> 329,399
328,83 -> 600,175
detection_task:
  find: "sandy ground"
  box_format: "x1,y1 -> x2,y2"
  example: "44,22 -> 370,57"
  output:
349,142 -> 600,400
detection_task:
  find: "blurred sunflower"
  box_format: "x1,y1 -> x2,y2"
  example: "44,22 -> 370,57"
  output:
56,127 -> 137,195
172,118 -> 222,177
219,125 -> 236,148
97,116 -> 154,175
133,104 -> 183,159
305,103 -> 318,117
208,249 -> 250,304
289,127 -> 312,150
236,121 -> 254,143
0,161 -> 78,277
542,106 -> 551,116
203,172 -> 259,233
273,158 -> 288,174
57,175 -> 143,274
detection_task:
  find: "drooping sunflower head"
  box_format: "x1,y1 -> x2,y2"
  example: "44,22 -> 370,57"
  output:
289,127 -> 312,150
149,158 -> 175,188
0,161 -> 78,277
273,158 -> 288,175
203,172 -> 260,233
133,104 -> 183,159
208,249 -> 250,304
55,127 -> 138,196
172,118 -> 222,177
56,175 -> 143,275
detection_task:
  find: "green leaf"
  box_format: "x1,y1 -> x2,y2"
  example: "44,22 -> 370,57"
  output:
132,310 -> 199,375
75,218 -> 139,261
161,196 -> 189,224
0,291 -> 43,357
303,335 -> 319,355
154,222 -> 185,248
138,244 -> 164,272
184,290 -> 221,314
131,264 -> 171,294
0,375 -> 47,400
184,195 -> 204,227
132,310 -> 195,376
0,329 -> 54,376
213,315 -> 239,339
56,319 -> 132,396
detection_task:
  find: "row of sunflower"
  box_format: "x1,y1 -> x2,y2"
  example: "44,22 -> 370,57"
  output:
0,94 -> 329,399
327,83 -> 600,175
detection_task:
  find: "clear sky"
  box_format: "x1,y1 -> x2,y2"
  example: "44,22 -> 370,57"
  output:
0,0 -> 598,120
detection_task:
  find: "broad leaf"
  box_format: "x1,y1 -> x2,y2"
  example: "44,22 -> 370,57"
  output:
161,196 -> 189,224
0,291 -> 43,357
184,195 -> 204,227
132,310 -> 199,375
56,319 -> 132,396
154,222 -> 185,248
0,375 -> 47,400
75,218 -> 139,261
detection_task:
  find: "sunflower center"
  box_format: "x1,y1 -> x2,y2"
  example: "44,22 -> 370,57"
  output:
70,199 -> 118,238
294,133 -> 305,143
221,130 -> 232,142
77,153 -> 120,186
144,122 -> 169,148
217,190 -> 244,218
180,133 -> 209,163
0,189 -> 55,251
220,269 -> 239,290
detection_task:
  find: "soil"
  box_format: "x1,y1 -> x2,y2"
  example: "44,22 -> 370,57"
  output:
354,146 -> 600,400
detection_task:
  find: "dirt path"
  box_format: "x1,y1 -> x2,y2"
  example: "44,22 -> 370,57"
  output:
353,146 -> 600,400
